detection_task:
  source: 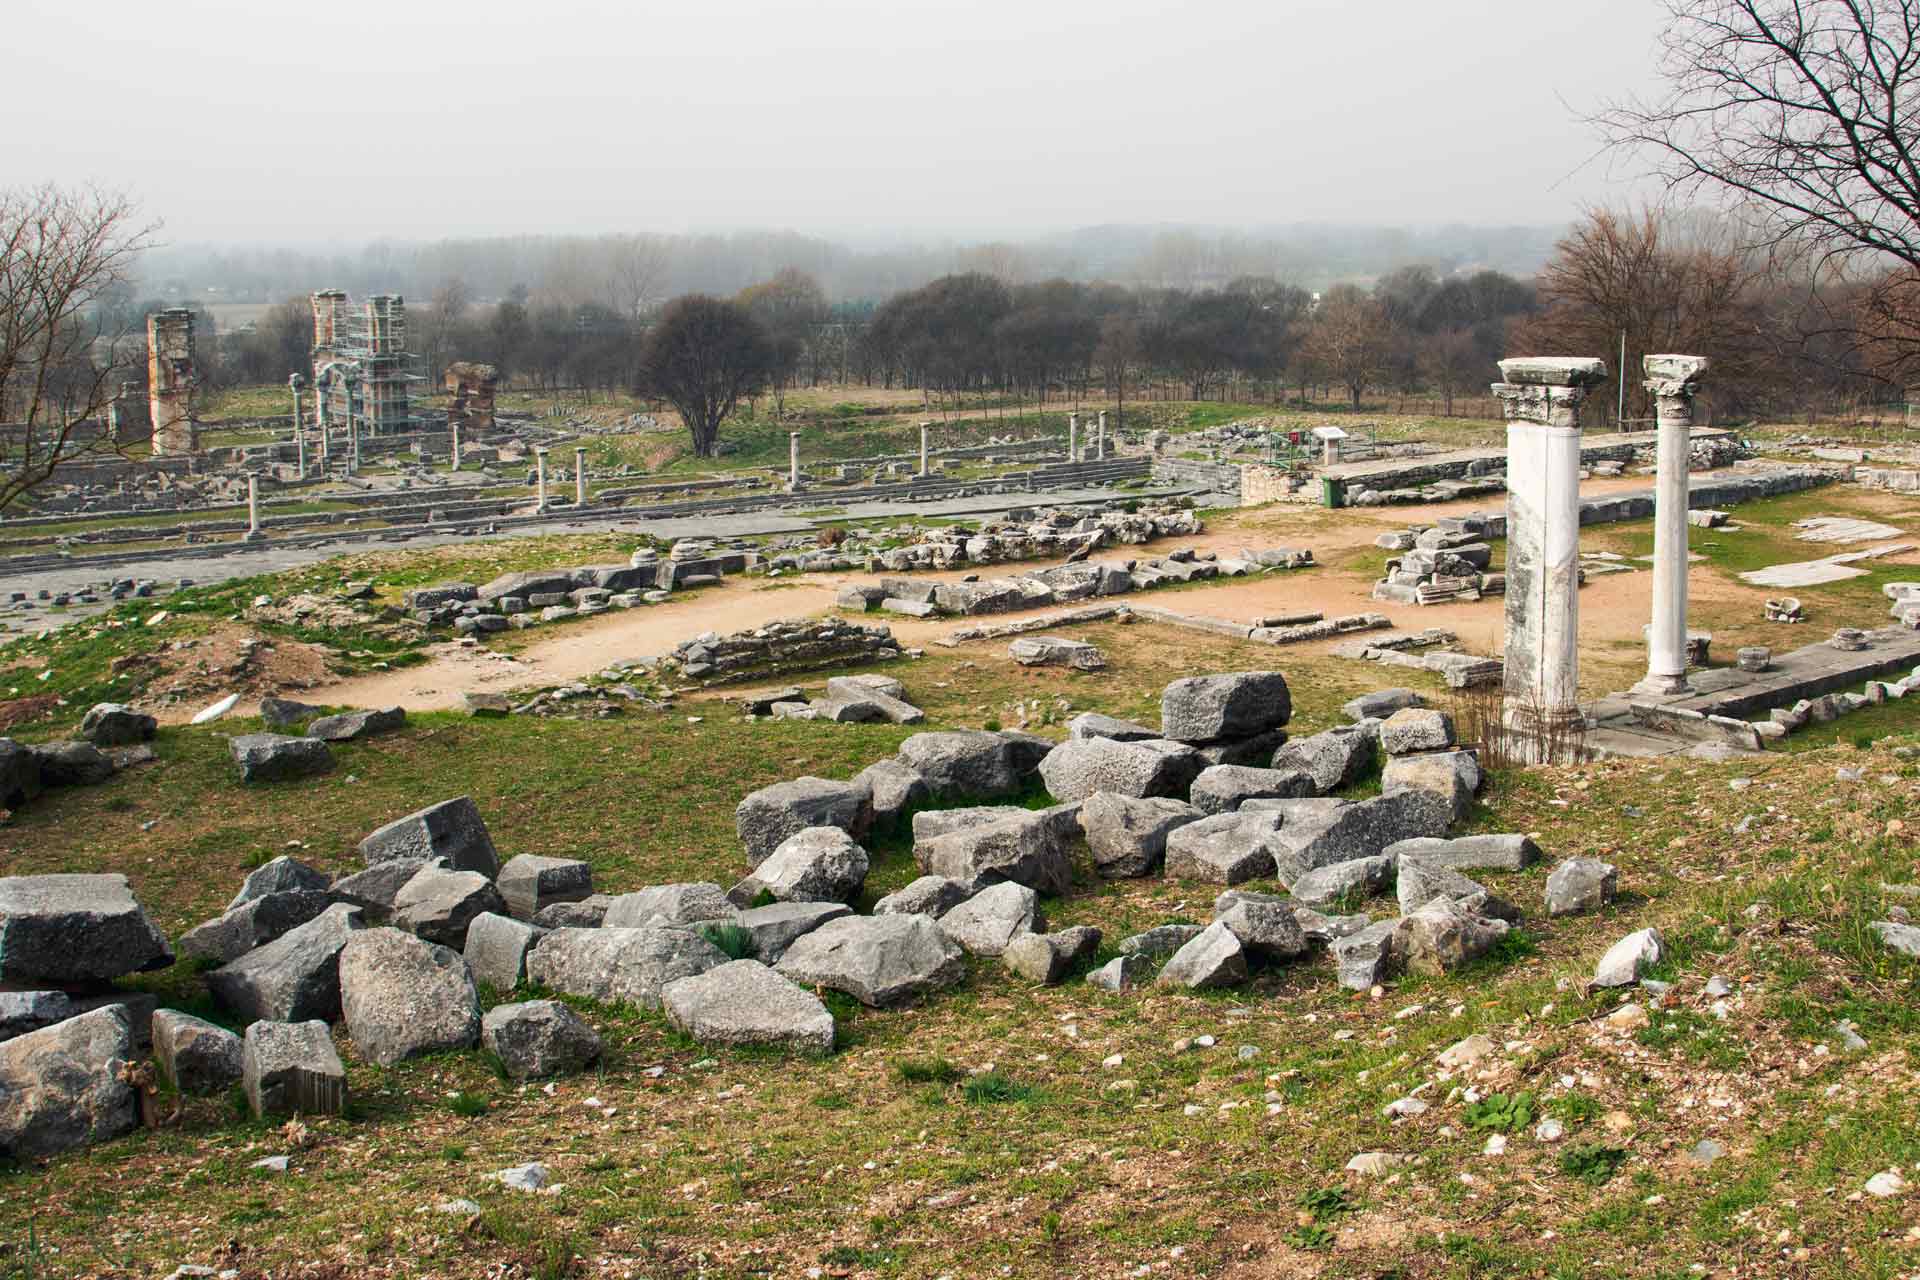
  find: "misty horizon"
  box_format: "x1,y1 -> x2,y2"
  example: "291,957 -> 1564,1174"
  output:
16,0 -> 1668,248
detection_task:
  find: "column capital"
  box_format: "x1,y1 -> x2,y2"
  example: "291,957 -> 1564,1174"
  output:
1491,357 -> 1607,429
1642,353 -> 1708,401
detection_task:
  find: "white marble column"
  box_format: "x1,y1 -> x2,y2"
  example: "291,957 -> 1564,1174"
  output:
1067,413 -> 1078,462
1634,355 -> 1709,697
450,421 -> 462,472
575,447 -> 588,506
535,448 -> 548,512
245,473 -> 261,539
788,432 -> 801,490
1097,410 -> 1108,459
919,422 -> 930,476
1493,356 -> 1607,764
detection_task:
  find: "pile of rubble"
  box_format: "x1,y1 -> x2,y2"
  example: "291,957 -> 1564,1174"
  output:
762,503 -> 1204,576
0,703 -> 160,814
0,796 -> 613,1158
654,619 -> 903,686
847,546 -> 1314,620
737,673 -> 925,724
1372,516 -> 1503,605
403,541 -> 756,635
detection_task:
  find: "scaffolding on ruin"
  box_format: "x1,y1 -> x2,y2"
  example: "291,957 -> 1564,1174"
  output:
311,290 -> 426,440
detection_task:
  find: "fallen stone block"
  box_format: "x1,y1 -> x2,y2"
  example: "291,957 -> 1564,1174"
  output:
774,914 -> 965,1007
735,777 -> 872,866
1189,764 -> 1315,814
151,1010 -> 244,1096
1038,736 -> 1202,803
494,855 -> 591,922
0,1006 -> 137,1156
358,796 -> 500,878
338,928 -> 482,1066
229,733 -> 333,783
1079,792 -> 1203,878
663,959 -> 835,1053
730,826 -> 869,905
242,1020 -> 346,1118
1155,920 -> 1248,989
1545,858 -> 1617,917
0,873 -> 173,984
603,882 -> 737,928
937,882 -> 1043,956
872,875 -> 971,919
207,903 -> 364,1024
481,1000 -> 603,1079
80,703 -> 156,747
1164,810 -> 1287,884
391,866 -> 508,950
1160,671 -> 1292,743
462,912 -> 548,991
306,706 -> 406,742
1382,834 -> 1539,873
526,926 -> 728,1010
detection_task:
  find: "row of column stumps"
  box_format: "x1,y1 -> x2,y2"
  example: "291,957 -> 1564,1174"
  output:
1495,353 -> 1708,763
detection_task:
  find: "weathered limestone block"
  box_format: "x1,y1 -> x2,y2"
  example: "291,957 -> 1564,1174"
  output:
151,1010 -> 243,1096
495,855 -> 592,921
80,703 -> 157,747
481,1000 -> 603,1079
729,827 -> 869,905
1188,764 -> 1315,815
774,915 -> 965,1008
1160,672 -> 1292,743
937,882 -> 1043,956
229,733 -> 334,783
338,928 -> 482,1066
358,797 -> 500,878
1078,792 -> 1202,878
242,1020 -> 346,1118
0,1007 -> 137,1156
1163,810 -> 1287,884
0,873 -> 173,983
525,926 -> 727,1010
207,903 -> 364,1024
603,882 -> 737,928
390,866 -> 508,950
735,777 -> 872,866
662,959 -> 835,1054
912,806 -> 1074,896
1155,920 -> 1249,989
1037,736 -> 1202,802
462,912 -> 547,991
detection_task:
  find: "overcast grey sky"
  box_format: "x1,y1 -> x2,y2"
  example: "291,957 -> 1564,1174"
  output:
13,0 -> 1667,244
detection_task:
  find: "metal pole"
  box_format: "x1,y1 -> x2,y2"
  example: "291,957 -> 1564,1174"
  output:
1617,331 -> 1627,428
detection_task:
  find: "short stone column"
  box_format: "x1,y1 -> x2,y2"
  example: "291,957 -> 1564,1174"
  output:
918,422 -> 930,476
574,446 -> 588,506
1633,355 -> 1709,697
1067,413 -> 1078,462
788,432 -> 801,490
534,448 -> 549,512
450,420 -> 462,471
1323,437 -> 1340,466
1097,411 -> 1107,460
244,473 -> 262,540
1492,356 -> 1607,763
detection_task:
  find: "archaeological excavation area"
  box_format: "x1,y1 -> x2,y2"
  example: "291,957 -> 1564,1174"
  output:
1,344 -> 1919,1280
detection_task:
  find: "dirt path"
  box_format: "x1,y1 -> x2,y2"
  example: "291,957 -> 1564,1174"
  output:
305,476 -> 1673,712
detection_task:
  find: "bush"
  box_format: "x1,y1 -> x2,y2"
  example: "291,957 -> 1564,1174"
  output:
696,923 -> 756,960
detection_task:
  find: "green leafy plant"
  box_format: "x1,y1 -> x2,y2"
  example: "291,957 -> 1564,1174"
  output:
1298,1185 -> 1356,1219
447,1091 -> 489,1118
894,1057 -> 963,1085
1464,1090 -> 1535,1133
696,923 -> 756,960
962,1071 -> 1041,1105
1560,1142 -> 1628,1186
1286,1222 -> 1336,1251
1548,1092 -> 1601,1125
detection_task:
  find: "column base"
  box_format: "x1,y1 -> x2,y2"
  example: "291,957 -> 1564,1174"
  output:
1630,672 -> 1693,698
1502,703 -> 1589,765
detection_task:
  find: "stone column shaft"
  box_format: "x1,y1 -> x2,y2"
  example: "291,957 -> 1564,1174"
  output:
292,387 -> 305,479
246,474 -> 260,535
575,447 -> 588,506
1635,355 -> 1709,697
1068,413 -> 1078,462
535,449 -> 548,511
789,432 -> 801,489
1097,411 -> 1107,460
451,421 -> 462,471
919,423 -> 929,476
1493,357 -> 1607,764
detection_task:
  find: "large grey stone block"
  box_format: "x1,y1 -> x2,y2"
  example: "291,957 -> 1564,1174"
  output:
151,1010 -> 243,1096
662,959 -> 835,1054
735,777 -> 872,866
0,1006 -> 137,1156
775,914 -> 965,1008
0,873 -> 173,983
481,1000 -> 603,1079
1160,672 -> 1292,743
338,927 -> 481,1066
207,903 -> 364,1024
242,1019 -> 346,1118
358,797 -> 499,878
495,855 -> 592,922
462,912 -> 547,990
525,926 -> 727,1010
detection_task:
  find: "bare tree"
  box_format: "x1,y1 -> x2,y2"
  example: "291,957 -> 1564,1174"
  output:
1298,285 -> 1392,409
605,233 -> 671,322
0,184 -> 156,511
1597,0 -> 1920,270
637,295 -> 776,458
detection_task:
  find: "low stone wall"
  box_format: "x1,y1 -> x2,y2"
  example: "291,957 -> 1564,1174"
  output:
1151,458 -> 1243,495
1859,466 -> 1920,493
656,618 -> 901,685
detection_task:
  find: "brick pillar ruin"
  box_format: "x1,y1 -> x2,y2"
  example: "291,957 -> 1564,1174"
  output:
1492,357 -> 1607,764
575,446 -> 587,506
108,382 -> 149,445
310,290 -> 348,389
146,309 -> 197,456
1634,355 -> 1709,697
